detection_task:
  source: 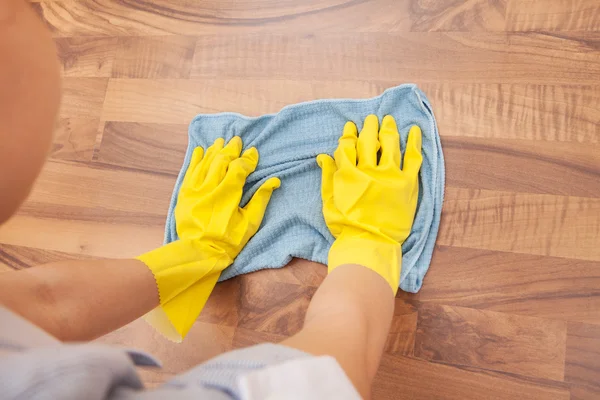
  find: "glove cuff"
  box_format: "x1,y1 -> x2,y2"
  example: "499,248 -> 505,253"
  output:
136,239 -> 232,342
328,236 -> 402,295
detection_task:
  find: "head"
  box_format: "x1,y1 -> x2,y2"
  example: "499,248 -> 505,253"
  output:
0,0 -> 61,224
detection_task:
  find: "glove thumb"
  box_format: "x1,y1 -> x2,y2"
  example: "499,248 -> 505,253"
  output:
317,154 -> 335,206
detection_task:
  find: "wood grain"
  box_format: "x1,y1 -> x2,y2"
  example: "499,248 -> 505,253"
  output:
410,0 -> 507,32
384,299 -> 418,357
255,257 -> 327,287
101,79 -> 387,123
22,160 -> 174,218
373,353 -> 570,400
96,122 -> 188,174
232,327 -> 286,349
51,118 -> 101,162
35,0 -> 411,36
422,84 -> 600,143
33,0 -> 600,36
102,78 -> 600,144
237,274 -> 316,336
565,322 -> 600,398
113,36 -> 196,79
506,0 -> 600,31
101,80 -> 600,143
413,246 -> 600,325
0,243 -> 95,270
55,37 -> 116,77
0,215 -> 164,258
60,77 -> 109,118
443,136 -> 600,197
415,304 -> 567,380
438,188 -> 600,261
34,0 -> 537,36
197,279 -> 241,328
570,385 -> 600,400
191,33 -> 600,84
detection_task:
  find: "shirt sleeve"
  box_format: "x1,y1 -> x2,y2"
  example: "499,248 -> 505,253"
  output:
237,354 -> 361,400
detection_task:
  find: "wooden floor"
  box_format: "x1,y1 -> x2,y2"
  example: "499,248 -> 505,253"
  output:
1,0 -> 599,398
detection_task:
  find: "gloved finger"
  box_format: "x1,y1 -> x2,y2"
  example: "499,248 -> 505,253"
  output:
334,121 -> 358,169
181,146 -> 204,190
317,154 -> 335,208
229,147 -> 259,181
402,125 -> 423,178
379,115 -> 401,168
200,137 -> 243,191
191,138 -> 225,185
219,148 -> 259,203
357,114 -> 380,169
244,177 -> 281,230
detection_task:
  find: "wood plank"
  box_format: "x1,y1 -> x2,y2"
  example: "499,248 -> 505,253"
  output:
0,243 -> 95,270
422,84 -> 600,143
438,188 -> 600,261
196,278 -> 241,328
51,118 -> 101,162
506,0 -> 600,31
23,160 -> 175,218
413,246 -> 600,325
443,136 -> 600,197
96,122 -> 188,174
60,77 -> 108,119
191,33 -> 600,84
232,327 -> 286,349
35,0 -> 521,36
410,0 -> 506,32
570,386 -> 600,400
261,258 -> 326,287
415,304 -> 567,380
384,299 -> 418,357
231,258 -> 326,288
237,274 -> 316,336
54,37 -> 116,77
101,80 -> 600,142
565,322 -> 600,399
16,203 -> 166,228
373,353 -> 570,400
0,215 -> 164,258
112,36 -> 196,79
36,0 -> 414,37
101,79 -> 387,123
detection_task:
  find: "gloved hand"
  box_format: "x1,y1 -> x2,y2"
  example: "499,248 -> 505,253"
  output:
137,137 -> 280,341
317,115 -> 422,295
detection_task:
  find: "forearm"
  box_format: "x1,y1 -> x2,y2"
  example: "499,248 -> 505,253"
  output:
0,259 -> 158,341
281,264 -> 395,399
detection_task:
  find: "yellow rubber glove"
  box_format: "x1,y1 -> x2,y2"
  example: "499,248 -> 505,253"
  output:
317,115 -> 422,295
137,137 -> 280,341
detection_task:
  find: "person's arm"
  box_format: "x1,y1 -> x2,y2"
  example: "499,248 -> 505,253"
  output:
0,138 -> 280,342
282,115 -> 423,399
0,259 -> 158,341
281,264 -> 394,398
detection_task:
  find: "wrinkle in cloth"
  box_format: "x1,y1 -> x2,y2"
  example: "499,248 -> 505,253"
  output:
165,84 -> 444,293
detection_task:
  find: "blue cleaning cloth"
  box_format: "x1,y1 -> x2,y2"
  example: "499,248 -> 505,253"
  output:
165,84 -> 444,293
